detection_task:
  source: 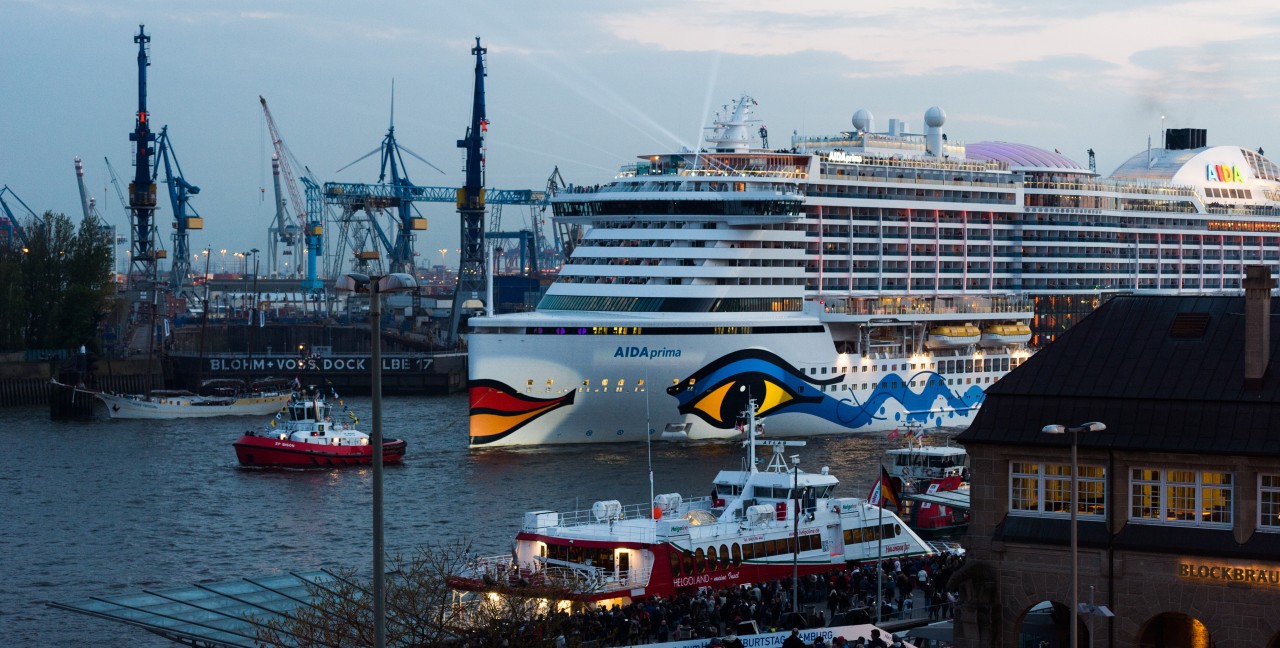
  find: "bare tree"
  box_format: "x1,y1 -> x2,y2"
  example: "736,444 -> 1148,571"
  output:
253,540 -> 587,647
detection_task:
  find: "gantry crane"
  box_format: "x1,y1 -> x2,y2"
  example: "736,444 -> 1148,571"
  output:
331,87 -> 444,277
152,126 -> 204,293
259,96 -> 306,276
126,24 -> 159,290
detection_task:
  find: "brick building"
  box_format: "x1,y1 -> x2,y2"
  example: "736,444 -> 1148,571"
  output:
952,266 -> 1280,647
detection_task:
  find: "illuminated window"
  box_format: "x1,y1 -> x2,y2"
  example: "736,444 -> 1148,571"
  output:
1130,468 -> 1232,527
1260,475 -> 1280,531
1008,461 -> 1106,517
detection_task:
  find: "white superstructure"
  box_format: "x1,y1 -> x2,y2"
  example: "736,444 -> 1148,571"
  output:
468,100 -> 1280,447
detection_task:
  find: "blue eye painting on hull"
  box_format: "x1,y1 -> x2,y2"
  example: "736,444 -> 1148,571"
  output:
667,348 -> 984,431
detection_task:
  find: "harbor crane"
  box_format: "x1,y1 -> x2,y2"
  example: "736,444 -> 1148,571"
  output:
331,86 -> 443,277
259,96 -> 306,277
0,185 -> 34,247
449,37 -> 490,343
126,24 -> 159,291
152,126 -> 204,293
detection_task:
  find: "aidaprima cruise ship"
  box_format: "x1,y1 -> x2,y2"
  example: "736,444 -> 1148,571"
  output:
468,96 -> 1280,446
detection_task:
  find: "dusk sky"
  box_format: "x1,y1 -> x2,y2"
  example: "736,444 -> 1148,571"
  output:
4,0 -> 1280,274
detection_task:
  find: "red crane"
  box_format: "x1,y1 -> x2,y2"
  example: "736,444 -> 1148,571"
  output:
259,96 -> 307,272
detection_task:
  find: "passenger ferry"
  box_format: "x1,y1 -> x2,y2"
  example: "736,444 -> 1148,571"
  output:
449,403 -> 934,604
468,96 -> 1280,446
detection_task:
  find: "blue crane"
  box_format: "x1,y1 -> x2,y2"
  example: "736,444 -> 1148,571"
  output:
0,185 -> 34,248
333,85 -> 443,276
301,176 -> 325,293
152,126 -> 204,292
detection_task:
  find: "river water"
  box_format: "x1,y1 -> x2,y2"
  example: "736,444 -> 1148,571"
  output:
2,394 -> 925,646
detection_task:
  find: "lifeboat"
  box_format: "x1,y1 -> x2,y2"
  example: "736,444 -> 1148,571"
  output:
979,323 -> 1032,347
925,324 -> 980,349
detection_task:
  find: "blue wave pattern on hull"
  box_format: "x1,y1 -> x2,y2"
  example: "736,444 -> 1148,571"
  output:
667,348 -> 985,431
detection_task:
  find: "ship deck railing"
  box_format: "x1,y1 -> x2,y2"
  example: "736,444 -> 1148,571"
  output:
814,294 -> 1033,318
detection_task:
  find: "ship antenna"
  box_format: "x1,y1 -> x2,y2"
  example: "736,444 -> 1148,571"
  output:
745,397 -> 759,472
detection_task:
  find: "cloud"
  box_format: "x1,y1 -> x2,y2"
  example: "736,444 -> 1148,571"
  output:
597,0 -> 1280,88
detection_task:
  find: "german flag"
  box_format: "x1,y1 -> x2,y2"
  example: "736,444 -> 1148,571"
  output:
869,466 -> 902,510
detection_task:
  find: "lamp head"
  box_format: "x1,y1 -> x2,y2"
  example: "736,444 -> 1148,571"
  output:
335,272 -> 371,293
375,273 -> 418,294
1079,421 -> 1106,433
1041,424 -> 1065,435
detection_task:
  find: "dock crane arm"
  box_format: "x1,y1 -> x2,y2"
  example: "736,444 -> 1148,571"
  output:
0,186 -> 34,247
152,126 -> 203,291
260,97 -> 309,251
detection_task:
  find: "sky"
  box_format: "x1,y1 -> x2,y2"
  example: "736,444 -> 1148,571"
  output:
4,0 -> 1280,275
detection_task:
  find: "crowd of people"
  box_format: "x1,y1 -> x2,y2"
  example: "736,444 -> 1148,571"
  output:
486,551 -> 965,647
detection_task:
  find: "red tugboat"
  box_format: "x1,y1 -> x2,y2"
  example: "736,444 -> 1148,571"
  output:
233,389 -> 406,468
882,422 -> 970,538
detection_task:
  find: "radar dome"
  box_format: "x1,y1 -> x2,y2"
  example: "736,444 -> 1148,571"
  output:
852,108 -> 874,133
924,106 -> 946,128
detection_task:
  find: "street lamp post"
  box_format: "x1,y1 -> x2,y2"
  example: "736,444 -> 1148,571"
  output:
791,455 -> 800,617
1041,421 -> 1106,648
335,272 -> 417,648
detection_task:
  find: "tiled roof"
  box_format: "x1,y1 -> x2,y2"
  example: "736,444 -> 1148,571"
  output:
957,295 -> 1280,456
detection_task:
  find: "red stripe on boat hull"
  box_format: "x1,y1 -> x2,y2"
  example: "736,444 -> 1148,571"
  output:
233,436 -> 407,468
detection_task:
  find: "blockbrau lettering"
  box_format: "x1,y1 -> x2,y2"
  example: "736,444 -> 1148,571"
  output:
1179,563 -> 1280,584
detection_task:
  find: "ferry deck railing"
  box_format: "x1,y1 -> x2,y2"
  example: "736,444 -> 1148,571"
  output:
462,553 -> 654,596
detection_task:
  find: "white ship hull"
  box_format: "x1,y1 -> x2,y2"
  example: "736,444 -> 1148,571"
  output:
96,391 -> 292,420
469,312 -> 1026,447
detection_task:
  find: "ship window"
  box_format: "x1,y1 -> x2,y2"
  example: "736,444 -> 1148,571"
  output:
694,548 -> 706,573
602,379 -> 609,387
582,380 -> 590,386
670,550 -> 683,576
731,543 -> 741,566
742,542 -> 755,561
706,546 -> 717,570
682,550 -> 694,575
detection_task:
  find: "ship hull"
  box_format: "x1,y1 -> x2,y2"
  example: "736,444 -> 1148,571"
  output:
233,435 -> 407,468
469,323 -> 1015,447
96,392 -> 292,420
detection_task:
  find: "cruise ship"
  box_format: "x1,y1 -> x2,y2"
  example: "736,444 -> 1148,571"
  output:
468,96 -> 1280,447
